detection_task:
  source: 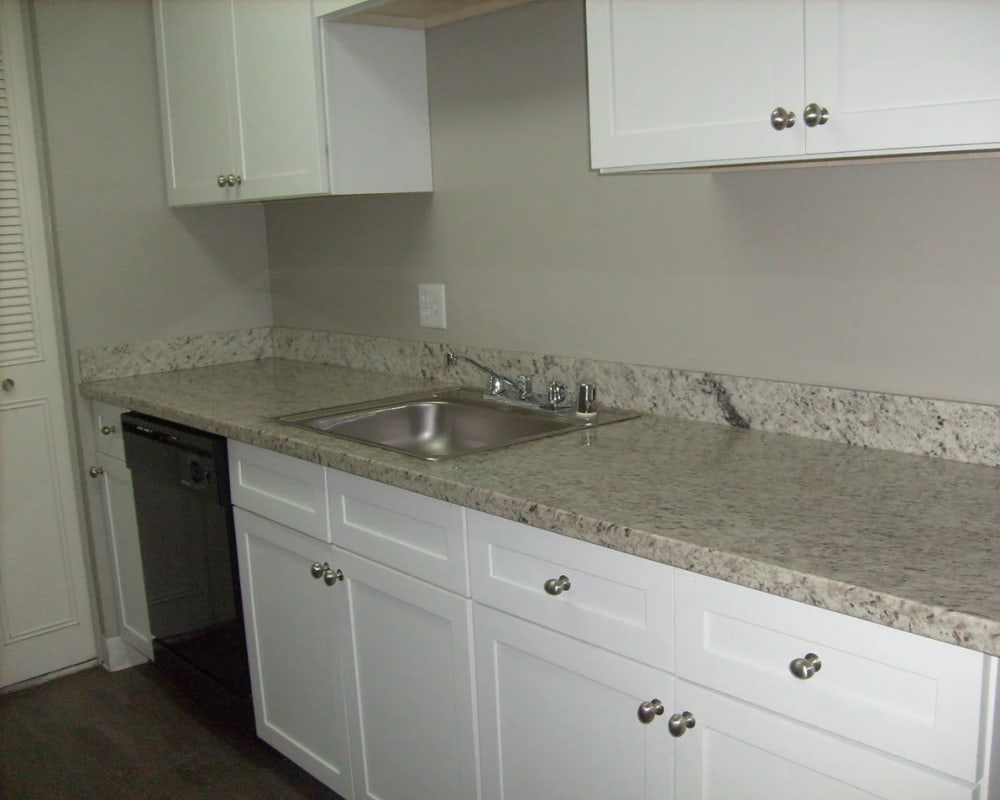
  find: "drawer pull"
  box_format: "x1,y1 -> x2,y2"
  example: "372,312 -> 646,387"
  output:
667,711 -> 696,737
310,562 -> 325,579
101,424 -> 117,435
543,575 -> 572,596
637,698 -> 664,724
789,652 -> 822,680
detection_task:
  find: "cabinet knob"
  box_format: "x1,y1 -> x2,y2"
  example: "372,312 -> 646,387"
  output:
101,424 -> 117,436
543,575 -> 571,596
770,106 -> 796,131
217,175 -> 227,187
637,698 -> 665,724
667,711 -> 696,737
803,103 -> 830,127
1,378 -> 14,392
323,566 -> 344,586
88,466 -> 104,478
310,562 -> 325,579
789,652 -> 822,679
225,174 -> 243,187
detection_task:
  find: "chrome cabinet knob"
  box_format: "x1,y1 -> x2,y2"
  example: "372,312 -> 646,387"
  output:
637,698 -> 665,724
770,106 -> 796,130
323,566 -> 344,586
1,378 -> 13,391
804,103 -> 830,127
88,466 -> 104,478
100,424 -> 117,436
310,562 -> 325,579
225,174 -> 242,187
217,175 -> 227,187
543,575 -> 571,596
789,652 -> 822,679
667,711 -> 696,737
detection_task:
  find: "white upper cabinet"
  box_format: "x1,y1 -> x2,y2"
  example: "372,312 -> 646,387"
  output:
587,0 -> 1000,171
154,0 -> 432,206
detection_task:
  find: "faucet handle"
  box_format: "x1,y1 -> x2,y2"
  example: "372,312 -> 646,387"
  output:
516,375 -> 532,400
547,382 -> 567,406
487,375 -> 505,396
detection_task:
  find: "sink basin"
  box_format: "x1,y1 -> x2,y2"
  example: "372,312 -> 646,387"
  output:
277,388 -> 639,461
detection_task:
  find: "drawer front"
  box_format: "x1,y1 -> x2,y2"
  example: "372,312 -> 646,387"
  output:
229,441 -> 329,542
93,401 -> 127,460
327,469 -> 468,595
468,510 -> 674,670
675,570 -> 990,781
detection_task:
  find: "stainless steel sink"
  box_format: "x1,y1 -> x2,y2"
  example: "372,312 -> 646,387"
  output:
277,388 -> 639,461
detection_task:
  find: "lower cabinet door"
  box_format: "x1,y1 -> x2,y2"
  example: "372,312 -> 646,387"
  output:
234,509 -> 353,798
337,548 -> 478,800
673,681 -> 977,800
97,453 -> 152,659
475,604 -> 675,800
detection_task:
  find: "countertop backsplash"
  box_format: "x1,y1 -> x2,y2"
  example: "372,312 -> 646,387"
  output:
79,326 -> 1000,469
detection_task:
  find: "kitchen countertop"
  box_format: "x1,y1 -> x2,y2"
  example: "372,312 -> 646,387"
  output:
80,358 -> 1000,656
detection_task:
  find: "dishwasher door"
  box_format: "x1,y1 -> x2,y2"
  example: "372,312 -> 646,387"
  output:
122,412 -> 250,700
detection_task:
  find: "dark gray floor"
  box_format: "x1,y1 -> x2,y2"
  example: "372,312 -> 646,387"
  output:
0,664 -> 344,800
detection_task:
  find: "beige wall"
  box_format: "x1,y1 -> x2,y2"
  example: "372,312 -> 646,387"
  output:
267,0 -> 1000,407
30,0 -> 272,636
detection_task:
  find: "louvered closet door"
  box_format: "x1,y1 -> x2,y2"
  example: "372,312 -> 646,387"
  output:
0,0 -> 96,688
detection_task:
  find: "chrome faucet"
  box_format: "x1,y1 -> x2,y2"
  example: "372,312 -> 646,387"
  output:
446,351 -> 532,400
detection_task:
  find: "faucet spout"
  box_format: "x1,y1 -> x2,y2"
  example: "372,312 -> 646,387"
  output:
446,351 -> 531,400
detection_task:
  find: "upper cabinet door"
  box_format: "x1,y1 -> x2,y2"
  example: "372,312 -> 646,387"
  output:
805,0 -> 1000,157
586,0 -> 805,170
154,0 -> 240,205
230,1 -> 329,202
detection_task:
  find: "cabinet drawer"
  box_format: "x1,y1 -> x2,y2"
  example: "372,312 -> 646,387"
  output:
93,401 -> 127,460
675,570 -> 991,782
229,441 -> 329,542
468,510 -> 674,669
326,469 -> 468,595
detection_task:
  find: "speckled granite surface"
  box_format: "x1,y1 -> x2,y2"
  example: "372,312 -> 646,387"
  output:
79,327 -> 1000,467
79,358 -> 1000,657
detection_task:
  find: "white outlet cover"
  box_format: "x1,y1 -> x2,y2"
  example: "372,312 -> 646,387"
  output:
418,283 -> 447,329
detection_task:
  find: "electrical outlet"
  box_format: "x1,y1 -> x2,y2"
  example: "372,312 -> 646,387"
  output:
418,283 -> 447,329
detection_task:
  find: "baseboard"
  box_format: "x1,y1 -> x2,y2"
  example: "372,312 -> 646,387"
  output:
103,636 -> 150,671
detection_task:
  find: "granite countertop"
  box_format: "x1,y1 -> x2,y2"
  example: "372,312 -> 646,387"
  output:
80,358 -> 1000,656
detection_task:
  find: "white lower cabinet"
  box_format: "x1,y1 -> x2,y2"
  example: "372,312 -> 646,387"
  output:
474,604 -> 674,800
95,453 -> 152,660
230,443 -> 997,799
230,445 -> 477,800
92,402 -> 152,662
234,508 -> 354,798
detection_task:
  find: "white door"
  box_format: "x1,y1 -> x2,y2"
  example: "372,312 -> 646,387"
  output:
804,0 -> 1000,156
475,604 -> 674,800
230,0 -> 328,202
95,453 -> 152,660
234,509 -> 354,798
153,0 -> 240,205
586,0 -> 805,170
338,546 -> 478,800
0,0 -> 96,688
673,681 -> 975,800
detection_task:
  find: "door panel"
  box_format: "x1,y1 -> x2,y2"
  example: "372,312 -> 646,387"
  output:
475,604 -> 674,800
0,0 -> 95,688
805,0 -> 1000,154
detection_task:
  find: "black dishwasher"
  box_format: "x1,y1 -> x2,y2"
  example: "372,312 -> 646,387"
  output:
122,412 -> 252,721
